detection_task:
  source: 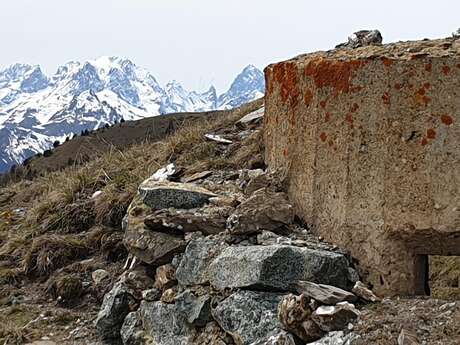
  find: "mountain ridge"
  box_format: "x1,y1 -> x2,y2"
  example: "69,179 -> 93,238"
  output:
0,57 -> 265,173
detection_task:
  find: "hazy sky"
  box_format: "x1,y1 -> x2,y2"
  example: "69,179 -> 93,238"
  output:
1,0 -> 458,93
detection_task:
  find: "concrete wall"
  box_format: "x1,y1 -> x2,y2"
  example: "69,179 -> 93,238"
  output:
264,39 -> 460,295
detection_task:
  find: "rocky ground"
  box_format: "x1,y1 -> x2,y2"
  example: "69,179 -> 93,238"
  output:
0,99 -> 459,344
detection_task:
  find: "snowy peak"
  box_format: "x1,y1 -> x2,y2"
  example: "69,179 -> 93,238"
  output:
0,58 -> 264,173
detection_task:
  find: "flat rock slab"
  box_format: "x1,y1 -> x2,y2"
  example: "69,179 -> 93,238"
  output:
212,290 -> 284,345
209,245 -> 352,291
139,180 -> 216,210
294,281 -> 357,305
237,107 -> 265,127
176,236 -> 228,286
140,300 -> 195,345
124,223 -> 186,265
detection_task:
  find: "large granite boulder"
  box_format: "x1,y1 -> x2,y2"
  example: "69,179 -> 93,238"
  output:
212,290 -> 285,345
139,300 -> 195,345
95,282 -> 136,340
176,236 -> 228,286
227,189 -> 294,234
175,290 -> 212,327
138,180 -> 216,210
209,245 -> 352,291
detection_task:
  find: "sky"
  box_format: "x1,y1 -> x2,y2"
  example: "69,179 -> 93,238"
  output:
0,0 -> 459,93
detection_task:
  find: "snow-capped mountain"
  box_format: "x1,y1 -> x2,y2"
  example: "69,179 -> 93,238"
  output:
0,58 -> 265,173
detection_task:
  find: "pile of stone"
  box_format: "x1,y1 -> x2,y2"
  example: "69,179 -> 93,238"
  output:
94,109 -> 380,345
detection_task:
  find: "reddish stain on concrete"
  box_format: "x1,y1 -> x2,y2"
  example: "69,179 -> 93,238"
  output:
394,83 -> 403,90
304,89 -> 313,106
304,58 -> 366,94
283,148 -> 288,156
273,62 -> 301,108
381,57 -> 393,67
427,128 -> 436,139
425,63 -> 432,72
441,114 -> 454,125
320,132 -> 327,142
421,137 -> 428,146
320,100 -> 327,108
442,65 -> 451,75
423,82 -> 431,90
415,88 -> 431,107
345,113 -> 354,124
325,112 -> 331,122
382,92 -> 391,105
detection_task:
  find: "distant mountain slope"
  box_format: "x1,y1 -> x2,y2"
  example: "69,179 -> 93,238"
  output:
0,58 -> 265,173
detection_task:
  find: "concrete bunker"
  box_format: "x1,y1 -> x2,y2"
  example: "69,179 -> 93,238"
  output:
264,38 -> 460,296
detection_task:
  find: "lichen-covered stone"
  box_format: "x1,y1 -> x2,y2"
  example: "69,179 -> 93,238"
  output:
175,290 -> 212,327
227,188 -> 294,234
95,282 -> 135,340
209,245 -> 352,291
212,290 -> 284,345
139,300 -> 195,345
176,236 -> 228,286
138,180 -> 216,210
293,281 -> 357,305
120,312 -> 146,345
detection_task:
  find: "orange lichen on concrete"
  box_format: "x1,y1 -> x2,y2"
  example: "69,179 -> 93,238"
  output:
381,57 -> 393,67
382,92 -> 391,105
442,65 -> 451,75
304,89 -> 313,106
304,58 -> 366,94
441,114 -> 454,125
427,128 -> 436,139
319,132 -> 327,142
274,62 -> 301,108
415,88 -> 431,107
421,137 -> 429,146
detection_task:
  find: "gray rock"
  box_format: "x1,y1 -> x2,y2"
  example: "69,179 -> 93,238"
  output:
293,281 -> 357,305
140,300 -> 195,345
120,312 -> 146,345
139,180 -> 216,210
209,245 -> 352,291
175,290 -> 212,327
306,331 -> 355,345
398,329 -> 420,345
176,236 -> 228,286
95,282 -> 135,340
227,189 -> 294,234
142,288 -> 162,302
312,302 -> 360,332
236,107 -> 264,128
212,290 -> 284,345
92,269 -> 110,285
249,329 -> 297,345
336,30 -> 382,49
352,281 -> 380,302
124,223 -> 186,265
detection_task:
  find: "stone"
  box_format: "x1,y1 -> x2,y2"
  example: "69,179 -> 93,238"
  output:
142,288 -> 161,302
236,107 -> 264,128
191,321 -> 233,345
278,294 -> 323,343
121,311 -> 146,345
144,205 -> 231,235
95,282 -> 135,339
293,281 -> 357,305
182,170 -> 213,183
175,290 -> 212,327
160,286 -> 180,304
352,281 -> 380,302
227,189 -> 294,234
155,264 -> 176,290
204,133 -> 233,144
336,29 -> 383,48
264,39 -> 460,295
212,290 -> 284,345
209,245 -> 352,291
150,163 -> 178,182
249,329 -> 297,345
311,302 -> 360,332
398,329 -> 420,345
176,236 -> 228,286
305,331 -> 355,345
140,300 -> 195,345
124,222 -> 186,265
138,180 -> 217,210
92,269 -> 110,285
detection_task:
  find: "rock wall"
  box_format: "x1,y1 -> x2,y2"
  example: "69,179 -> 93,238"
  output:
264,38 -> 460,296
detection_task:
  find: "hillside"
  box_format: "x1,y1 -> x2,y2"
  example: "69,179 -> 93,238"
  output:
0,59 -> 265,173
